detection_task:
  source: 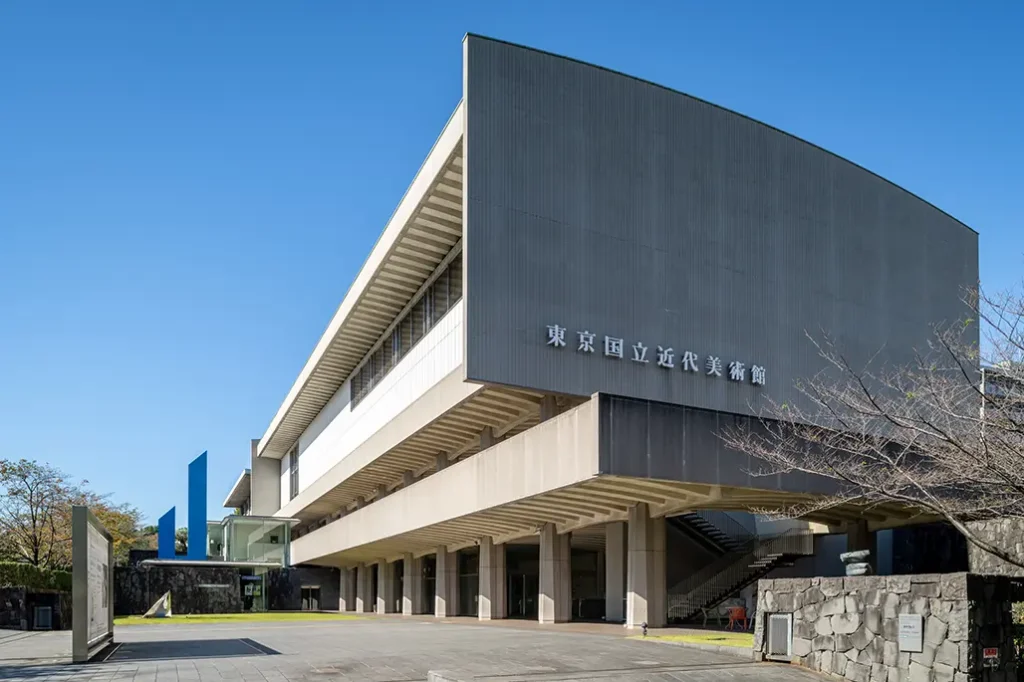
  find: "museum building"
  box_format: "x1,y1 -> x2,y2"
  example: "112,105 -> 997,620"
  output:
221,36 -> 978,627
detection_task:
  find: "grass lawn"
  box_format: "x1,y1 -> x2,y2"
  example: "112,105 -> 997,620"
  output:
632,631 -> 754,648
115,612 -> 361,626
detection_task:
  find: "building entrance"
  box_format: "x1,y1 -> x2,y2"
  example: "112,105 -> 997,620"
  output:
505,544 -> 539,619
457,548 -> 479,616
423,555 -> 436,615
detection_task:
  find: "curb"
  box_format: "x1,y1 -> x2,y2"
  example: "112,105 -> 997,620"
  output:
631,637 -> 755,660
427,672 -> 463,682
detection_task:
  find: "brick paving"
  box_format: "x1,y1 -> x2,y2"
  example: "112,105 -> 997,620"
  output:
0,620 -> 821,681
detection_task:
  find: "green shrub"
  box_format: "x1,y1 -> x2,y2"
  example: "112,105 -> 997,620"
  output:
0,562 -> 72,592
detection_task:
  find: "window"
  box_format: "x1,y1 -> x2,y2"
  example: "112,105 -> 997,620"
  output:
433,268 -> 449,319
410,298 -> 425,345
289,447 -> 299,501
449,254 -> 463,301
350,251 -> 463,409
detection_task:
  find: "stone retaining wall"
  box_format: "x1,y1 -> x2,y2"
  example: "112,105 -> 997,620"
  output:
754,573 -> 1020,682
967,520 -> 1024,577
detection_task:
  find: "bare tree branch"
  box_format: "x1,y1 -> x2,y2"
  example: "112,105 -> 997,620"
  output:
722,283 -> 1024,570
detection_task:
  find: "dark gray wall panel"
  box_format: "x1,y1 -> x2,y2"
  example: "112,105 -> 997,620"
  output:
463,36 -> 978,417
597,394 -> 837,494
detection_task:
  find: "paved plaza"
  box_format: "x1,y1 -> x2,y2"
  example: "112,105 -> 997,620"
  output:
0,620 -> 822,682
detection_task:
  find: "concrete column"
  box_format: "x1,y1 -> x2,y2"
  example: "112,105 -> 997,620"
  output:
495,542 -> 507,619
435,453 -> 448,472
539,523 -> 570,623
478,539 -> 506,620
479,426 -> 496,450
377,561 -> 397,614
402,471 -> 415,488
355,563 -> 373,613
479,537 -> 495,620
539,395 -> 557,422
605,521 -> 626,623
846,520 -> 877,572
650,515 -> 666,626
434,547 -> 457,617
402,553 -> 424,615
626,503 -> 666,629
339,567 -> 356,612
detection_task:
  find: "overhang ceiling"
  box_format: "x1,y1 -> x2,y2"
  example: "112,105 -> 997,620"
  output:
222,469 -> 251,509
290,386 -> 577,524
301,476 -> 928,566
259,137 -> 464,459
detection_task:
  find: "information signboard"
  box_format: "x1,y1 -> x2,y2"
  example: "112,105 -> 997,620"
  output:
898,614 -> 923,653
73,506 -> 114,662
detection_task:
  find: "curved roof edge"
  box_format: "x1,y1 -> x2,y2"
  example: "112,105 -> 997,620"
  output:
463,33 -> 977,236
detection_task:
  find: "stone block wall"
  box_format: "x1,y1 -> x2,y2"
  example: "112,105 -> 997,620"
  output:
754,573 -> 1020,682
0,587 -> 72,630
967,520 -> 1024,577
114,565 -> 243,615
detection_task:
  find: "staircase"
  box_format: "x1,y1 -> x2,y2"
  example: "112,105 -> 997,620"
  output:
666,529 -> 815,623
667,510 -> 754,555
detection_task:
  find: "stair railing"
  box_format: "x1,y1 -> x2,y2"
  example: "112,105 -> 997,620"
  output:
666,529 -> 814,621
689,510 -> 756,546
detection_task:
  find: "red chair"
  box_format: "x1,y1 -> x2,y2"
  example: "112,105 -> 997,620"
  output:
726,606 -> 747,631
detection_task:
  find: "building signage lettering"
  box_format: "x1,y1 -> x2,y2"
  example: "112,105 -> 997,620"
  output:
545,324 -> 766,386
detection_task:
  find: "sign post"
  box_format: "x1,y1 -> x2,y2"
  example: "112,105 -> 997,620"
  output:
72,506 -> 115,663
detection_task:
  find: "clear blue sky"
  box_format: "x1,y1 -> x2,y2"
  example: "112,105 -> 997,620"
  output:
1,1 -> 1021,525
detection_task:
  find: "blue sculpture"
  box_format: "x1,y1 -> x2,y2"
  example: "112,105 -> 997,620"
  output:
187,451 -> 208,560
157,507 -> 175,559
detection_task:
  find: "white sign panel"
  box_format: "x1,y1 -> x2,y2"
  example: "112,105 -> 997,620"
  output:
86,523 -> 110,645
898,614 -> 923,653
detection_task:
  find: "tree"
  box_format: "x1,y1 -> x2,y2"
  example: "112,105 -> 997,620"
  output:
0,458 -> 147,568
0,460 -> 84,568
721,284 -> 1024,569
175,527 -> 188,555
90,500 -> 144,565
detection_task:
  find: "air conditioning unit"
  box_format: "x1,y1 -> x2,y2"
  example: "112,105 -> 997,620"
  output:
33,606 -> 53,631
765,613 -> 792,660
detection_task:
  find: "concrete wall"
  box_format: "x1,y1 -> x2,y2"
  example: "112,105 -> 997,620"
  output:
265,566 -> 340,611
290,299 -> 465,498
596,394 -> 837,495
462,35 -> 977,418
755,574 -> 1020,682
250,439 -> 280,516
280,451 -> 291,507
766,534 -> 848,580
665,521 -> 718,590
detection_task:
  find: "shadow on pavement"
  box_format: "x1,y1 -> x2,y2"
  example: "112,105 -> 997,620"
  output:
104,638 -> 280,661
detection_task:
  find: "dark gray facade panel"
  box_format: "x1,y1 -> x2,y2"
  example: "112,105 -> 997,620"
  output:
597,394 -> 837,495
463,36 -> 978,418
